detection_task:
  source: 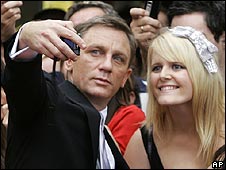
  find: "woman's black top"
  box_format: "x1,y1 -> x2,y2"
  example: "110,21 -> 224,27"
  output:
140,126 -> 164,169
141,126 -> 225,169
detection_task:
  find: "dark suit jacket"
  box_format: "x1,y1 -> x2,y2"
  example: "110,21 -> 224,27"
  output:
3,35 -> 129,169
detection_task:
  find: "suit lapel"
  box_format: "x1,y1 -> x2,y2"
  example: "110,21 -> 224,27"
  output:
59,80 -> 100,165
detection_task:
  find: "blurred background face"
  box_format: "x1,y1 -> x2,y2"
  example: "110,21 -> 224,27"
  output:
71,26 -> 131,103
157,11 -> 169,27
42,55 -> 61,73
171,12 -> 216,45
171,12 -> 225,81
1,44 -> 7,121
1,87 -> 8,121
69,7 -> 105,26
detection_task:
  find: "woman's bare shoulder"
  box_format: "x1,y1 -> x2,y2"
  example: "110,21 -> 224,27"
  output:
124,128 -> 150,169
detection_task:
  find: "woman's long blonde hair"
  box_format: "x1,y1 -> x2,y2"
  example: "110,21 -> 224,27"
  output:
145,29 -> 225,166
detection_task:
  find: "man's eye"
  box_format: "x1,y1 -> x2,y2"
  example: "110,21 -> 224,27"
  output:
112,55 -> 124,63
91,50 -> 101,55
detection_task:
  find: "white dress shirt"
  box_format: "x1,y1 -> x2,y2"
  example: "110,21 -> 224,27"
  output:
9,25 -> 36,60
96,107 -> 115,169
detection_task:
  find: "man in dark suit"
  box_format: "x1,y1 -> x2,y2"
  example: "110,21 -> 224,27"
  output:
2,15 -> 136,169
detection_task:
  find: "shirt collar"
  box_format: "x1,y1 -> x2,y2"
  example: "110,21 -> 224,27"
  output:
99,106 -> 108,123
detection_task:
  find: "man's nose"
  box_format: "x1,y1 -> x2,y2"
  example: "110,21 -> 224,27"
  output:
99,54 -> 113,72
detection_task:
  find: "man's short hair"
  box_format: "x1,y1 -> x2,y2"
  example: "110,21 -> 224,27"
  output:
75,15 -> 137,68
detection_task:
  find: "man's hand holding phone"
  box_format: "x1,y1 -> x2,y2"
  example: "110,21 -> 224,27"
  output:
17,20 -> 86,61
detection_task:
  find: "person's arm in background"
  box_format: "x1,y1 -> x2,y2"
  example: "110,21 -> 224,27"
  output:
1,1 -> 23,42
129,7 -> 161,78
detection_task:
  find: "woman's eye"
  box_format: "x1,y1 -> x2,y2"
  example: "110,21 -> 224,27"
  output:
172,64 -> 185,70
152,65 -> 162,72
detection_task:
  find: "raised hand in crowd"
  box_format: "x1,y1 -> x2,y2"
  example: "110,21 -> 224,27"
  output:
1,1 -> 23,42
130,7 -> 161,77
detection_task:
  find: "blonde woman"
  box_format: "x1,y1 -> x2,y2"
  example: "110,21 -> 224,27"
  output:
124,26 -> 225,169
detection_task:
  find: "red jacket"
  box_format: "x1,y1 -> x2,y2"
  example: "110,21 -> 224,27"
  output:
108,104 -> 145,155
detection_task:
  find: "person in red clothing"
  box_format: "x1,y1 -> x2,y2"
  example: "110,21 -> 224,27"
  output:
107,73 -> 145,155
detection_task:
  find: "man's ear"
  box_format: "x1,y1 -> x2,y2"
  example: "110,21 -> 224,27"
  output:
121,68 -> 132,88
64,59 -> 74,71
64,59 -> 75,81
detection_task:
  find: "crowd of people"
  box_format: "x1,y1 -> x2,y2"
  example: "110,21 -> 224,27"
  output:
1,1 -> 225,169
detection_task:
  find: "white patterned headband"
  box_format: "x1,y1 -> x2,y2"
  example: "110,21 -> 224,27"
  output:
168,26 -> 218,74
